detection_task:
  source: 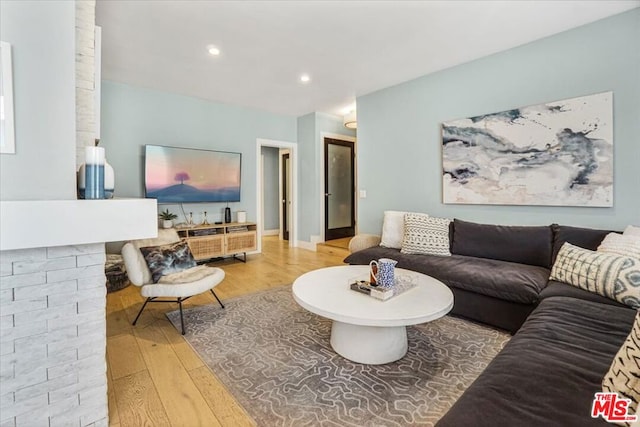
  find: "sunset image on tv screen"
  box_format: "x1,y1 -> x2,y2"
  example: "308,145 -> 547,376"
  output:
145,145 -> 241,203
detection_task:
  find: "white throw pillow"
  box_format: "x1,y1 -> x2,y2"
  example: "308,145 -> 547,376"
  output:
380,210 -> 409,249
625,225 -> 640,237
401,213 -> 451,256
598,232 -> 640,259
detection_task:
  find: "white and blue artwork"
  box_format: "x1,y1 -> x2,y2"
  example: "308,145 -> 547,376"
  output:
442,92 -> 613,207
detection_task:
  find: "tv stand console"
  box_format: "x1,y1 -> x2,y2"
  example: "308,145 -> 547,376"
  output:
175,222 -> 257,262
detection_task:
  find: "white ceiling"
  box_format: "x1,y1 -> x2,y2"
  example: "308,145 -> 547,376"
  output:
96,0 -> 639,117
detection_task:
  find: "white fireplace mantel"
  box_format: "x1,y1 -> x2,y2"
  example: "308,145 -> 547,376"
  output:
0,198 -> 158,251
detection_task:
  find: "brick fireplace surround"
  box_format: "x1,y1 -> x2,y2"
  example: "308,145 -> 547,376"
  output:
0,200 -> 156,426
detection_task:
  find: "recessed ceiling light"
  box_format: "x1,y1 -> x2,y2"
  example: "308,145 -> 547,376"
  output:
208,46 -> 221,56
299,74 -> 311,83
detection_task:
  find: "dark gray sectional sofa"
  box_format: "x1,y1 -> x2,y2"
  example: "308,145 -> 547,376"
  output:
344,219 -> 636,427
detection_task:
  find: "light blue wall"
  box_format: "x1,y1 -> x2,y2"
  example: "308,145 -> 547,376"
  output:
297,113 -> 317,241
357,9 -> 640,233
101,81 -> 297,224
0,1 -> 76,200
261,146 -> 279,231
296,113 -> 356,242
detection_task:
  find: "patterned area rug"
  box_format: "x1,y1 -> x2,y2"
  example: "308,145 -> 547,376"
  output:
167,286 -> 510,426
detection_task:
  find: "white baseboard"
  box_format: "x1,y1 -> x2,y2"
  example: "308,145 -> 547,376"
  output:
296,240 -> 317,251
262,229 -> 279,236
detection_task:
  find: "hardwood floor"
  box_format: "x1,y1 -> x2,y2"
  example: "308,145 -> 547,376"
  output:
106,236 -> 346,426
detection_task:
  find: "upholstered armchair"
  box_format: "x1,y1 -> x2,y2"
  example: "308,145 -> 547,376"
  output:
121,228 -> 225,334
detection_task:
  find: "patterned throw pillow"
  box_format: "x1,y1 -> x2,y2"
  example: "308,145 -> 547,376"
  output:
139,241 -> 197,283
401,213 -> 451,256
550,243 -> 640,308
603,312 -> 640,427
598,233 -> 640,260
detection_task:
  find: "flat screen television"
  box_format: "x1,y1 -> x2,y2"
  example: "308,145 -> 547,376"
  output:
144,145 -> 241,203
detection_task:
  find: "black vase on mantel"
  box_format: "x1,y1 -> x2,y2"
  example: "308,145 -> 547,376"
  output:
224,207 -> 232,223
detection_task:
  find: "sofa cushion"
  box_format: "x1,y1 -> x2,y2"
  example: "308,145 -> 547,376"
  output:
452,219 -> 552,268
345,246 -> 549,304
436,297 -> 636,427
550,243 -> 640,309
540,281 -> 627,308
401,214 -> 451,256
551,224 -> 613,264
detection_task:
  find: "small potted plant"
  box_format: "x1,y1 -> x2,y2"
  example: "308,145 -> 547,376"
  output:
158,209 -> 178,229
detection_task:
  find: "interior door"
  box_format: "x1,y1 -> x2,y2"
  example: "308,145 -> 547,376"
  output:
281,152 -> 290,241
324,138 -> 355,241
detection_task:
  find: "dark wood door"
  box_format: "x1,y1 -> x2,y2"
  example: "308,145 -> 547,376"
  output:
281,152 -> 290,241
324,138 -> 355,241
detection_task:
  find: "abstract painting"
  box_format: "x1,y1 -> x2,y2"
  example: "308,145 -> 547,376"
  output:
442,92 -> 613,206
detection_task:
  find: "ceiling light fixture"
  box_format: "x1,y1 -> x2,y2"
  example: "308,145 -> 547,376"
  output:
299,74 -> 311,83
343,110 -> 357,129
208,46 -> 221,56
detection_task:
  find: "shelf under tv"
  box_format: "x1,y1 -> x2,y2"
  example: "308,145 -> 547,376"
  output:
175,222 -> 257,263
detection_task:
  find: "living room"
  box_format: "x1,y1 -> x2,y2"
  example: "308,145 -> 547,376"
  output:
1,1 -> 639,426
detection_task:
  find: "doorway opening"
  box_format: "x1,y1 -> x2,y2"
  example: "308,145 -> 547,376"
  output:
256,138 -> 297,251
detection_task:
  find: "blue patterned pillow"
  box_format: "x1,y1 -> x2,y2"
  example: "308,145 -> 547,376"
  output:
139,241 -> 197,283
550,243 -> 640,308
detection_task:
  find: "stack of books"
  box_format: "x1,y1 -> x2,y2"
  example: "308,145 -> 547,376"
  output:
228,225 -> 249,233
349,281 -> 394,301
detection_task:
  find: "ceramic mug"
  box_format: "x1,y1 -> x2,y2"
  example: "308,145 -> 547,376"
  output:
369,258 -> 398,288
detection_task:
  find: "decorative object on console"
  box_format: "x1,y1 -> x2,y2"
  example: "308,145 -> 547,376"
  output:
224,206 -> 231,223
442,91 -> 613,207
236,210 -> 247,223
550,242 -> 640,308
380,210 -> 409,249
602,312 -> 640,427
139,240 -> 197,283
158,209 -> 178,229
401,213 -> 452,256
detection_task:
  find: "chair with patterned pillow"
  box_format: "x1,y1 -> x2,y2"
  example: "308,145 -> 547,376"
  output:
121,228 -> 225,334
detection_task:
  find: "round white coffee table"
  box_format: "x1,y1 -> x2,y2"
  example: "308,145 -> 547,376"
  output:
292,265 -> 453,364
